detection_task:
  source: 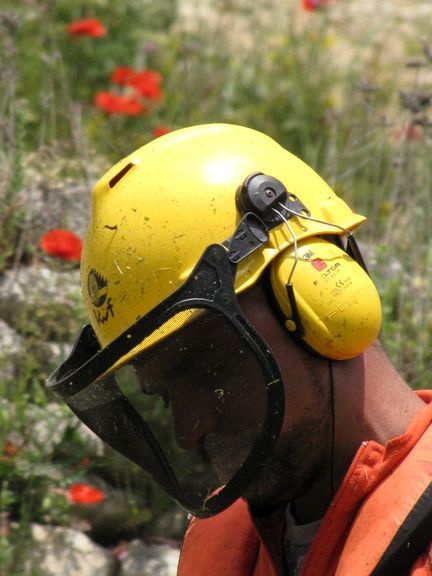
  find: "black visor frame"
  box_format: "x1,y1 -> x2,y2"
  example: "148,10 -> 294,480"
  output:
46,243 -> 284,517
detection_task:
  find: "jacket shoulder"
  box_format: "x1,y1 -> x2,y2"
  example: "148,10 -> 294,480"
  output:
177,499 -> 260,576
337,423 -> 432,575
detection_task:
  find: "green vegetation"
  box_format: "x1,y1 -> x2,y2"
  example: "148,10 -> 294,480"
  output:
1,0 -> 432,571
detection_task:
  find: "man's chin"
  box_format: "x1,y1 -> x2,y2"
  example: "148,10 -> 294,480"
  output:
204,431 -> 257,483
240,447 -> 321,508
240,465 -> 292,508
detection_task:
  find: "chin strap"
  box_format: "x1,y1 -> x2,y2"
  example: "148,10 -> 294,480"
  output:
329,361 -> 336,499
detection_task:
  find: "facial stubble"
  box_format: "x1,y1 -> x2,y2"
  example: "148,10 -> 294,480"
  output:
243,410 -> 331,508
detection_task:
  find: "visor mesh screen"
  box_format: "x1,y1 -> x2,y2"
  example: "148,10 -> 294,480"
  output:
68,308 -> 269,510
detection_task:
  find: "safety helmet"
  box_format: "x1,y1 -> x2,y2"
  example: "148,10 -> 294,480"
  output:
47,124 -> 381,518
82,123 -> 380,359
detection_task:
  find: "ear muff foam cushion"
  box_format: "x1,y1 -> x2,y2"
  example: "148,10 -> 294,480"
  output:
270,237 -> 382,360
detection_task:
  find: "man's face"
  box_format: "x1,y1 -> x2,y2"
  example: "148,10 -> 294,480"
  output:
132,285 -> 331,508
132,308 -> 269,490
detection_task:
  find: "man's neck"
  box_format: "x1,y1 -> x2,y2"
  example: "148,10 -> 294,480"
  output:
293,343 -> 424,525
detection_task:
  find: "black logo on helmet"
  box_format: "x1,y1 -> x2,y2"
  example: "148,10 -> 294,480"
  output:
88,269 -> 108,307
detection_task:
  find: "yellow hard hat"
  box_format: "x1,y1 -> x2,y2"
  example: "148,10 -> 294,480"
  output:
82,123 -> 378,358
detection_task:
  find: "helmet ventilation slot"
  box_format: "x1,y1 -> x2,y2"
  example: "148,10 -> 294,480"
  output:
109,162 -> 135,188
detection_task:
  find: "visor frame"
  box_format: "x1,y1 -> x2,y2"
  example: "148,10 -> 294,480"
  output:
46,243 -> 285,517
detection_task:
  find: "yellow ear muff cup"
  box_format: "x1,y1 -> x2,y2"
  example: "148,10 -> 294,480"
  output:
270,237 -> 382,360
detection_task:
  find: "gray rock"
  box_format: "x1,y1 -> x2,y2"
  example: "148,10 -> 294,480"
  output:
148,507 -> 188,540
0,399 -> 105,461
119,540 -> 180,576
25,523 -> 118,576
33,403 -> 105,460
44,340 -> 74,371
0,319 -> 23,380
20,181 -> 92,241
0,265 -> 81,309
0,265 -> 83,339
26,402 -> 73,457
76,421 -> 106,457
0,318 -> 23,352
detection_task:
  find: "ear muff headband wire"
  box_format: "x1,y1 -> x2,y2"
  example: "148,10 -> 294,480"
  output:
272,207 -> 298,285
329,360 -> 336,498
277,202 -> 351,237
272,200 -> 352,285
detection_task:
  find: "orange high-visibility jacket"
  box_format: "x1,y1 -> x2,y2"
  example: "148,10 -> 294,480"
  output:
178,391 -> 432,576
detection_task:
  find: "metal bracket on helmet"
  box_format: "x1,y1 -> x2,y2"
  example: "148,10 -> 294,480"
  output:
225,172 -> 310,264
225,212 -> 269,263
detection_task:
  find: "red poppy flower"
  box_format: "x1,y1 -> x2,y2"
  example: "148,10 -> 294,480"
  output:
110,66 -> 136,86
67,18 -> 107,38
3,441 -> 19,458
152,125 -> 171,138
39,229 -> 82,261
128,70 -> 163,101
301,0 -> 331,11
68,483 -> 105,505
94,91 -> 146,115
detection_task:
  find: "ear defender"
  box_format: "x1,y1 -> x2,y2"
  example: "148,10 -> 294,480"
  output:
270,237 -> 382,360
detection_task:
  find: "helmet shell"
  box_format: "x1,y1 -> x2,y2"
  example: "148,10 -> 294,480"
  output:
81,124 -> 365,346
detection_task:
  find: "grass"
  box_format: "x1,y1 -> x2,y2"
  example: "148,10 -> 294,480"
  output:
1,0 -> 432,571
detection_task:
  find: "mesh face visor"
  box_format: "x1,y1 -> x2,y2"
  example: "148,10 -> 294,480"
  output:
46,244 -> 284,518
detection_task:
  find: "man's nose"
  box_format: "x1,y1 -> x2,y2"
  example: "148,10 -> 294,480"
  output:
169,389 -> 219,450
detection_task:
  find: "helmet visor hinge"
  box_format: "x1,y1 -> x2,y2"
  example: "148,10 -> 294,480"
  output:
225,212 -> 269,263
